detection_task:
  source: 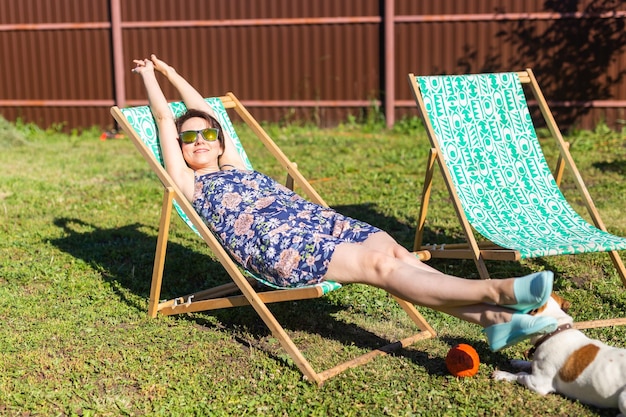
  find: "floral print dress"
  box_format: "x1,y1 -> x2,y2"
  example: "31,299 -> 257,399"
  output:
192,169 -> 381,287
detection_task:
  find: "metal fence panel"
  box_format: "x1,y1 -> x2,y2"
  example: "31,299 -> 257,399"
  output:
0,0 -> 625,131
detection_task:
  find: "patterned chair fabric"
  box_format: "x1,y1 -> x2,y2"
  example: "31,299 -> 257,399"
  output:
120,98 -> 341,294
416,72 -> 626,258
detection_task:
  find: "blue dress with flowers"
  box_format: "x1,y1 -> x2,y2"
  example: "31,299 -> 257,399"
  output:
192,169 -> 381,287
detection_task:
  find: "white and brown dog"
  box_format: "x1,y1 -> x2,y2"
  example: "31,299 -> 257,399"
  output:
493,293 -> 626,416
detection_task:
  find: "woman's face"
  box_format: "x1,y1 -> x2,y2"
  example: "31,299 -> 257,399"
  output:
179,117 -> 223,170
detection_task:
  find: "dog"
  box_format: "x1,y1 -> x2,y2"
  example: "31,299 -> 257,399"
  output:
492,293 -> 626,416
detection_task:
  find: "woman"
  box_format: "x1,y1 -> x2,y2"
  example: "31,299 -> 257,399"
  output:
133,54 -> 557,352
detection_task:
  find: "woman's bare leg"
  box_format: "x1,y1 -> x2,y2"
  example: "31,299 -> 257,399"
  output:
438,303 -> 514,327
325,233 -> 557,350
360,232 -> 444,274
324,240 -> 516,310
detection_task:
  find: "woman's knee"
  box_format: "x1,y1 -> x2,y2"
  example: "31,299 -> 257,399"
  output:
363,232 -> 407,258
325,244 -> 397,285
359,250 -> 399,284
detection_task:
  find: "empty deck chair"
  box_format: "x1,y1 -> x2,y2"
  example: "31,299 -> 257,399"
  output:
408,70 -> 626,329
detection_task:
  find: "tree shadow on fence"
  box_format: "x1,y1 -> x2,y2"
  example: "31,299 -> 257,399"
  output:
456,0 -> 626,132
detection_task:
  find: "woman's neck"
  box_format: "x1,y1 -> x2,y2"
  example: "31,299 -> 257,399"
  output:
194,165 -> 221,176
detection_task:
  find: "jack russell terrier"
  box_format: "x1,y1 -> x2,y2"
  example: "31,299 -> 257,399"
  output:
493,293 -> 626,416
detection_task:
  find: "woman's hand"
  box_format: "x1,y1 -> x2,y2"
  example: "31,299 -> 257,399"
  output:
150,54 -> 177,79
132,58 -> 155,76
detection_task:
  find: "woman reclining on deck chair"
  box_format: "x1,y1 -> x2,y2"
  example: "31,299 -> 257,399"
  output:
132,54 -> 557,352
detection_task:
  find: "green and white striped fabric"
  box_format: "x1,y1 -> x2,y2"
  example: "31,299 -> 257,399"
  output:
120,98 -> 341,293
416,72 -> 626,258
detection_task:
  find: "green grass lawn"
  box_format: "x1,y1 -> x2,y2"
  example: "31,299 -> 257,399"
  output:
1,116 -> 625,416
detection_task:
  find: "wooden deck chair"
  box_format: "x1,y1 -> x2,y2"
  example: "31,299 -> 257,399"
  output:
110,93 -> 436,385
408,70 -> 626,329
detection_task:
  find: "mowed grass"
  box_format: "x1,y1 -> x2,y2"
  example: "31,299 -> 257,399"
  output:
1,115 -> 626,416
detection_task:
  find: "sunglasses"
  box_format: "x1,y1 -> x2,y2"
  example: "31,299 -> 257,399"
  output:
178,128 -> 220,144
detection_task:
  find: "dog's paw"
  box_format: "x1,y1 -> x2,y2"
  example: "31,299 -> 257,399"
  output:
492,370 -> 517,382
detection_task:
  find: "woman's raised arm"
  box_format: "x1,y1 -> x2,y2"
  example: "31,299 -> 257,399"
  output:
150,54 -> 247,170
133,58 -> 196,198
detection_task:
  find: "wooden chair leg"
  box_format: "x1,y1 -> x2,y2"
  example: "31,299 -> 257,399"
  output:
286,162 -> 296,190
148,187 -> 175,318
554,142 -> 570,187
315,296 -> 436,385
235,279 -> 324,385
414,148 -> 437,251
393,296 -> 437,336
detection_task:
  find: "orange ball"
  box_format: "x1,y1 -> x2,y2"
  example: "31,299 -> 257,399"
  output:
445,343 -> 480,377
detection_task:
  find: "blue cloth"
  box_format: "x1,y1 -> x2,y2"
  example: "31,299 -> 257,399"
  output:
192,170 -> 381,287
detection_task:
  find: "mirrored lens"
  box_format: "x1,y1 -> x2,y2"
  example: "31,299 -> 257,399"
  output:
180,130 -> 199,143
200,128 -> 218,142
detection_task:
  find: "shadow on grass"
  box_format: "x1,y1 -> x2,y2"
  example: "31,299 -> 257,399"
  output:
594,159 -> 626,176
53,202 -> 618,379
531,255 -> 626,317
333,203 -> 418,249
50,211 -> 457,376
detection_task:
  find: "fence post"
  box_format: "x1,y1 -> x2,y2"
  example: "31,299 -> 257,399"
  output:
110,0 -> 126,109
384,0 -> 395,128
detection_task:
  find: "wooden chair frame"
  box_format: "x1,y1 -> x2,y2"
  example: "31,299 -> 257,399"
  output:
408,69 -> 626,330
111,92 -> 436,385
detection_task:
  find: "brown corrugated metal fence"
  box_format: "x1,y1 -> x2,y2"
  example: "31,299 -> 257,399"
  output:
1,0 -> 625,131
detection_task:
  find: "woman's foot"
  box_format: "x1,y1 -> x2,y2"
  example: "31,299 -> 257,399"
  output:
504,271 -> 553,313
483,314 -> 557,352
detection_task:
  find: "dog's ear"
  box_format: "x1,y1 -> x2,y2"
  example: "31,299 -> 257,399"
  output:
551,292 -> 571,312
